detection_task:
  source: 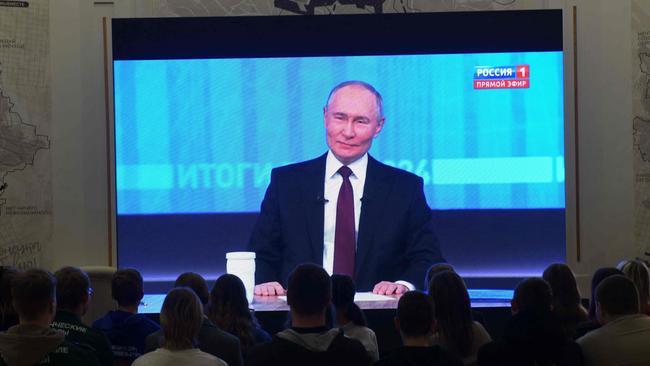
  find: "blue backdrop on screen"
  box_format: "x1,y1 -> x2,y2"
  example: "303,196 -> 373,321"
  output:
114,52 -> 564,215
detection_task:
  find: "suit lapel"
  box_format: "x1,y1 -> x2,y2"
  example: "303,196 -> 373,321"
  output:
301,154 -> 327,263
355,155 -> 392,281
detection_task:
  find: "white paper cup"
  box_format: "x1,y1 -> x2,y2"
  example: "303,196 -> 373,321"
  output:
226,251 -> 256,303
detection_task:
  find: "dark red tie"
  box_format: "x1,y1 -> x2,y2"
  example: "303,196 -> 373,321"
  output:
333,166 -> 355,277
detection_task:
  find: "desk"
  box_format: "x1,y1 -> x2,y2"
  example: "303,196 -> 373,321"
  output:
141,289 -> 512,314
251,292 -> 406,312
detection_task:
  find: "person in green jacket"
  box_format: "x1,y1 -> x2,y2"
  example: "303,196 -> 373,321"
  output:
0,268 -> 100,366
50,267 -> 113,366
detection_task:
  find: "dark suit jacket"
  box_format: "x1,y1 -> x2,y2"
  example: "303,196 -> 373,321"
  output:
248,153 -> 444,291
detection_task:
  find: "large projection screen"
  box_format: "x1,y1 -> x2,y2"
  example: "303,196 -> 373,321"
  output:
112,11 -> 567,290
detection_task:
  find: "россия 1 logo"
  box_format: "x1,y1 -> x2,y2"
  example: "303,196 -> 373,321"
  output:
473,65 -> 529,89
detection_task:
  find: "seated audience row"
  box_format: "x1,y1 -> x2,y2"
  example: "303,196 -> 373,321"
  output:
4,258 -> 650,366
0,269 -> 101,365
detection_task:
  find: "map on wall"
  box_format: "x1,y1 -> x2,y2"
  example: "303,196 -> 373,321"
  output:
632,0 -> 650,257
152,0 -> 541,16
0,0 -> 52,269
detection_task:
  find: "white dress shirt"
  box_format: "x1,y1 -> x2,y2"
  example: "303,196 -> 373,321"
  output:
323,150 -> 367,275
322,151 -> 413,290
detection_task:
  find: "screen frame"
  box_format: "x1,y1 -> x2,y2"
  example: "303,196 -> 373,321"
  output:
108,9 -> 576,281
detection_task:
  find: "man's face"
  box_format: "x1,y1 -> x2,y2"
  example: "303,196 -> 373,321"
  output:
324,85 -> 384,165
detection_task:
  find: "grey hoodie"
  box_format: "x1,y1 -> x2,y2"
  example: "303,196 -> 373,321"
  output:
276,328 -> 341,352
0,324 -> 64,366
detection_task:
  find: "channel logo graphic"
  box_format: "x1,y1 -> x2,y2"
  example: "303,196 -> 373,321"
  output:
474,65 -> 530,89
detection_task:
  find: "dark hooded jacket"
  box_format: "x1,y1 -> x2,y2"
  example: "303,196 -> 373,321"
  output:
0,324 -> 100,366
246,327 -> 371,366
478,310 -> 583,366
92,310 -> 160,362
376,345 -> 463,366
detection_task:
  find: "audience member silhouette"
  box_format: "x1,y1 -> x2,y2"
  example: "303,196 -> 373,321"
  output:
0,269 -> 100,365
477,277 -> 583,366
331,274 -> 379,361
174,272 -> 210,307
207,274 -> 270,358
616,259 -> 650,315
424,264 -> 487,328
376,291 -> 462,366
424,263 -> 456,291
542,263 -> 588,339
51,266 -> 113,366
428,271 -> 491,365
246,263 -> 371,366
577,274 -> 650,366
92,268 -> 160,365
146,272 -> 243,366
133,287 -> 227,366
574,267 -> 622,339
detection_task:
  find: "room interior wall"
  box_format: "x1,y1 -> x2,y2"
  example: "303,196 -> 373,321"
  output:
46,0 -> 636,297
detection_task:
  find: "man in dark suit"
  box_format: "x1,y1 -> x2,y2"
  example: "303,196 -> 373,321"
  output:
248,81 -> 444,295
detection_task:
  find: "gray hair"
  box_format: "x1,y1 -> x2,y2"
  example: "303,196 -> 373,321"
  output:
324,80 -> 384,119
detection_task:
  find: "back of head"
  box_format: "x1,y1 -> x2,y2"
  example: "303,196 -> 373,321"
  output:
54,266 -> 90,311
595,275 -> 640,318
428,271 -> 473,356
397,291 -> 435,337
513,278 -> 553,314
174,272 -> 209,306
617,260 -> 650,307
208,273 -> 251,326
112,268 -> 144,308
209,273 -> 249,316
160,287 -> 204,350
287,264 -> 331,317
208,274 -> 256,351
542,264 -> 581,317
424,263 -> 455,290
331,274 -> 366,326
588,267 -> 623,319
12,269 -> 56,322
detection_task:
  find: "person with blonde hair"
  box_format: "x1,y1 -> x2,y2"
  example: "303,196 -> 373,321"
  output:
617,259 -> 650,315
134,288 -> 226,366
146,274 -> 242,366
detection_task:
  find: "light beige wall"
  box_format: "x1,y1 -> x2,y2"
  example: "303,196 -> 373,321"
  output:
48,0 -> 113,270
570,0 -> 635,294
46,0 -> 637,296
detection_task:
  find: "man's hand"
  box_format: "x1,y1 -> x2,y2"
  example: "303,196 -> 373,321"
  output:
254,281 -> 286,296
372,281 -> 409,295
